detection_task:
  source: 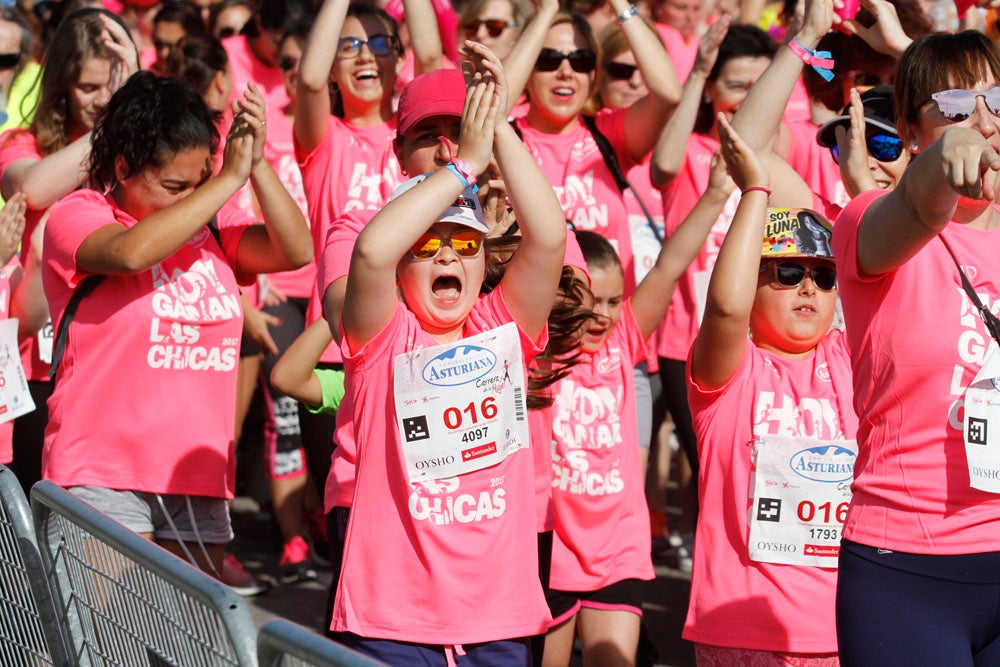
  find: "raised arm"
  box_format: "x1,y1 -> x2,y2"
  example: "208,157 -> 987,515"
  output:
650,15 -> 729,190
691,115 -> 770,390
609,0 -> 682,162
342,64 -> 500,351
271,317 -> 334,408
501,0 -> 559,116
230,85 -> 313,275
632,149 -> 734,338
470,43 -> 566,341
856,127 -> 1000,277
729,0 -> 832,153
75,115 -> 254,275
2,15 -> 139,207
404,0 -> 444,75
295,0 -> 349,155
8,196 -> 47,337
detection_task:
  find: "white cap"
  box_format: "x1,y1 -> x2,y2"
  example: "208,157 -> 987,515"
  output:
391,173 -> 489,234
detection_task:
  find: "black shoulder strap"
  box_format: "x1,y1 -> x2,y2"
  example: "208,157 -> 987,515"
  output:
47,274 -> 104,380
48,216 -> 222,380
940,235 -> 1000,346
581,115 -> 663,245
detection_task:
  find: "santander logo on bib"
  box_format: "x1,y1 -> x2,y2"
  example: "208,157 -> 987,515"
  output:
789,445 -> 856,483
422,345 -> 497,387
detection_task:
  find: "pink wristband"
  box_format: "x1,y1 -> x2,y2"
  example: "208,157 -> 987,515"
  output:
742,186 -> 772,196
449,158 -> 478,188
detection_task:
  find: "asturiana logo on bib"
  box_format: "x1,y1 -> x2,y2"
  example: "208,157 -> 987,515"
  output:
789,445 -> 856,483
422,345 -> 497,387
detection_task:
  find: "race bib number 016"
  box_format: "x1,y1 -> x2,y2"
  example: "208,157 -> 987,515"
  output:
394,323 -> 529,482
748,435 -> 857,568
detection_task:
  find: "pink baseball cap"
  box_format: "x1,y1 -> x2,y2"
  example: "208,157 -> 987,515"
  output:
396,68 -> 466,139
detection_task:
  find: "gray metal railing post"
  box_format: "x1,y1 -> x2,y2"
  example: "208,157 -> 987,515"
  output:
31,480 -> 259,666
0,465 -> 70,666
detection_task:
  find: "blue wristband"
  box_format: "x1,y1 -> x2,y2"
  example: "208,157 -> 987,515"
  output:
444,162 -> 469,188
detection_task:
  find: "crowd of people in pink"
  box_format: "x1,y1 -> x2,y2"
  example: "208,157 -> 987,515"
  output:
1,0 -> 1000,663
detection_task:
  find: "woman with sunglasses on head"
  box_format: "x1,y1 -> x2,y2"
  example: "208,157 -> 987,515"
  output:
832,31 -> 1000,666
503,0 -> 680,296
0,8 -> 138,495
683,114 -> 855,667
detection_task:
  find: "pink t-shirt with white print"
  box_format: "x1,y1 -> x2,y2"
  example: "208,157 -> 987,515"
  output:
0,130 -> 55,382
331,291 -> 551,643
514,109 -> 638,293
41,190 -> 250,498
684,333 -> 857,652
234,110 -> 316,299
0,256 -> 18,463
297,116 -> 402,363
834,190 -> 1000,554
655,133 -> 740,361
549,303 -> 654,591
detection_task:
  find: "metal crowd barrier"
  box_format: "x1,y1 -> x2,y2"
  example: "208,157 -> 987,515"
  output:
257,620 -> 386,667
0,466 -> 69,666
31,480 -> 258,666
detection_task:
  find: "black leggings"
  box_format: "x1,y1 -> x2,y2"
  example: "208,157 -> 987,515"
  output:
837,539 -> 1000,667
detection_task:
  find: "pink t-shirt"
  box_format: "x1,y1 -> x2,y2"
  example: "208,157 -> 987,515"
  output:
297,116 -> 402,363
0,256 -> 18,463
233,111 -> 316,299
655,23 -> 697,82
783,78 -> 812,124
41,189 -> 251,498
655,133 -> 740,361
331,291 -> 551,643
785,118 -> 850,212
222,36 -> 289,135
0,130 -> 52,381
684,333 -> 857,652
834,190 -> 1000,554
549,303 -> 654,591
514,110 -> 638,293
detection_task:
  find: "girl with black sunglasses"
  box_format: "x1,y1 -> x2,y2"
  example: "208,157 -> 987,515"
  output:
685,113 -> 855,667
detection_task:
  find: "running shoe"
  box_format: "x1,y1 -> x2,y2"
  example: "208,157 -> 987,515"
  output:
279,535 -> 318,584
221,553 -> 270,597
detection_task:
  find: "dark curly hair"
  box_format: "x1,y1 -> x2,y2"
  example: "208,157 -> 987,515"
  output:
88,71 -> 219,192
483,234 -> 594,409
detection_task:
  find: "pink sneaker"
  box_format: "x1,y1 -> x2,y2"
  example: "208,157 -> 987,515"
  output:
279,535 -> 318,585
221,553 -> 269,597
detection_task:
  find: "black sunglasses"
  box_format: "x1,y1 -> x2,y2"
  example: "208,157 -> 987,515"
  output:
217,26 -> 240,38
604,62 -> 638,81
534,48 -> 597,74
0,53 -> 19,71
760,262 -> 837,291
462,18 -> 516,38
831,133 -> 903,164
278,55 -> 299,72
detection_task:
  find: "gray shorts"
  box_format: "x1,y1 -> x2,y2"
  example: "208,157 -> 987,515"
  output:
68,486 -> 233,544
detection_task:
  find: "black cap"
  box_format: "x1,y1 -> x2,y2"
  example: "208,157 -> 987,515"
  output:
816,85 -> 897,148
